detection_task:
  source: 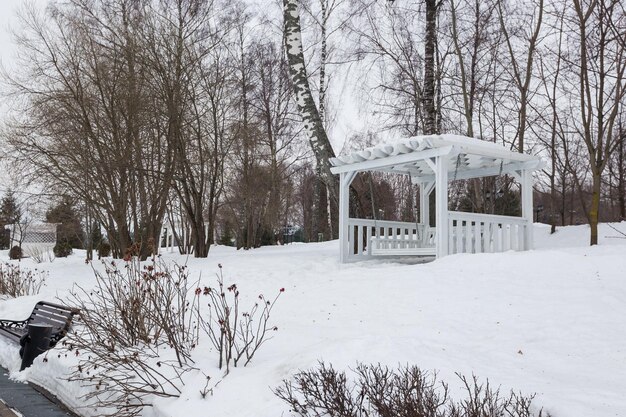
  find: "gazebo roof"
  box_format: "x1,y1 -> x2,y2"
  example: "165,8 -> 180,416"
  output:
329,134 -> 542,182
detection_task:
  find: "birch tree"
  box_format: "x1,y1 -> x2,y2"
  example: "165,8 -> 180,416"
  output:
282,0 -> 338,221
423,0 -> 440,135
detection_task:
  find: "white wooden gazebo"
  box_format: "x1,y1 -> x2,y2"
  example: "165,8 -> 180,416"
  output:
330,135 -> 543,263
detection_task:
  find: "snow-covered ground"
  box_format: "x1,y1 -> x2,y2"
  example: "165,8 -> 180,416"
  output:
1,222 -> 625,417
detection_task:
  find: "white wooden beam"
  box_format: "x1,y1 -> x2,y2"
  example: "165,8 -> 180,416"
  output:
341,171 -> 357,188
452,142 -> 537,162
330,146 -> 457,174
520,169 -> 533,250
424,157 -> 436,172
419,159 -> 542,183
339,171 -> 355,263
435,155 -> 449,257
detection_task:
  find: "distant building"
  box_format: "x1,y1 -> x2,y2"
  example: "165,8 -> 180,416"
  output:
4,223 -> 59,257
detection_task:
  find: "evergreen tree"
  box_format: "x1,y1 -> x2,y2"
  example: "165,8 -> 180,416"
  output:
46,197 -> 84,249
0,191 -> 21,250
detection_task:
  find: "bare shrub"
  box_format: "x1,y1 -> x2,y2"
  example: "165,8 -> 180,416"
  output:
275,363 -> 550,417
449,373 -> 549,417
274,361 -> 362,417
9,246 -> 23,260
97,241 -> 111,258
28,246 -> 55,263
0,263 -> 46,297
201,264 -> 283,372
62,256 -> 202,416
357,364 -> 448,417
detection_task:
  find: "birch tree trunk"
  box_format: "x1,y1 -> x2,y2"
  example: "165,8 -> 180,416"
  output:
423,0 -> 438,135
283,0 -> 338,212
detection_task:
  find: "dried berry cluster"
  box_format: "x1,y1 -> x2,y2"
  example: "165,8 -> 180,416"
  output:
0,262 -> 46,297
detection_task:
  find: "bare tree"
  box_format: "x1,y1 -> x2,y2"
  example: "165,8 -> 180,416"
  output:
566,0 -> 626,244
497,0 -> 544,153
147,0 -> 232,257
345,1 -> 428,135
608,119 -> 626,220
5,1 -> 179,259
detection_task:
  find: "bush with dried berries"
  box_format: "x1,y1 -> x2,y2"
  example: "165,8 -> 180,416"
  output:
62,256 -> 202,417
0,263 -> 46,297
275,362 -> 551,417
200,264 -> 283,373
62,259 -> 284,417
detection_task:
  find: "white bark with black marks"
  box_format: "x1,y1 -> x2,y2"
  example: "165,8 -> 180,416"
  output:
283,0 -> 338,208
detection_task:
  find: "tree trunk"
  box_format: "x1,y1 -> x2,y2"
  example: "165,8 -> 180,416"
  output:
618,133 -> 626,220
283,0 -> 338,207
590,171 -> 601,245
423,0 -> 437,135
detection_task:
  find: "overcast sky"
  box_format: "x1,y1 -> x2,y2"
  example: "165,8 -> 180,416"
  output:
1,1 -> 48,109
1,1 -> 29,72
0,1 -> 48,201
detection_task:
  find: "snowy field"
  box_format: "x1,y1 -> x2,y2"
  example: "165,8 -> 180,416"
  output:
0,223 -> 625,417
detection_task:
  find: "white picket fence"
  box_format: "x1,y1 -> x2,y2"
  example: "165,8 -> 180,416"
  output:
447,211 -> 530,254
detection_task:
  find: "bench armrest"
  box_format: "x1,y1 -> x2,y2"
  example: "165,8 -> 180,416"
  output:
0,319 -> 28,329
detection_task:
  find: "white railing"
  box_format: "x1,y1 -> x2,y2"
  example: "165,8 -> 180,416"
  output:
447,211 -> 530,255
346,218 -> 435,260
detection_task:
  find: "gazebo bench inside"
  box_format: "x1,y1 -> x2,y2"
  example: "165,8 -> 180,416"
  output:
370,243 -> 436,256
369,226 -> 436,256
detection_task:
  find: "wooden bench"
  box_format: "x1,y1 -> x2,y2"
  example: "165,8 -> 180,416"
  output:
370,245 -> 437,256
370,226 -> 437,256
0,301 -> 79,353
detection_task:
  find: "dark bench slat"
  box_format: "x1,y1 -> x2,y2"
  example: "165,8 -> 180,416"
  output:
30,317 -> 67,329
33,302 -> 76,314
0,326 -> 26,339
33,301 -> 78,312
31,305 -> 75,319
28,309 -> 71,323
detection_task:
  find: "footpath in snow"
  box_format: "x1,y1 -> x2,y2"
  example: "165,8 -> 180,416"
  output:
0,223 -> 624,417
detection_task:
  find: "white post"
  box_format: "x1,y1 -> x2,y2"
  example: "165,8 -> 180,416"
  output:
435,156 -> 449,257
420,183 -> 428,226
339,172 -> 348,263
420,181 -> 435,226
339,172 -> 355,263
521,169 -> 534,250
